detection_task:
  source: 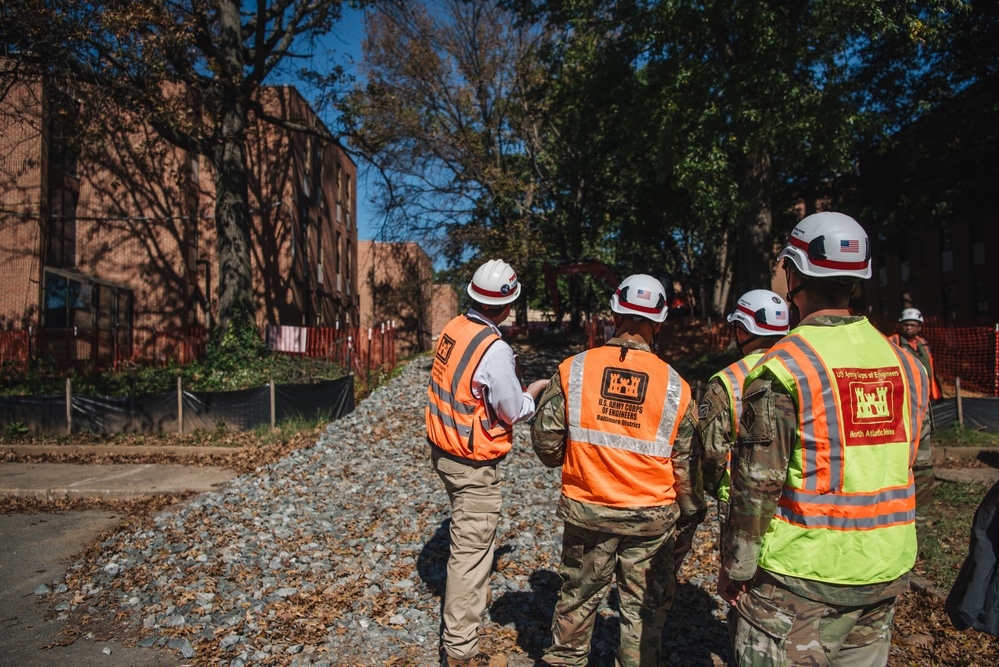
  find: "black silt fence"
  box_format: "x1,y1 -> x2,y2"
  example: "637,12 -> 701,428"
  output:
0,376 -> 354,435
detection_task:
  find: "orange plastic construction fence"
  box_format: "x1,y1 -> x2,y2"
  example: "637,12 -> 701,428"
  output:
919,325 -> 999,396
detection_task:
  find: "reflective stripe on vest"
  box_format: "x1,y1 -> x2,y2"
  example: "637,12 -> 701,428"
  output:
888,333 -> 940,401
565,353 -> 684,458
748,320 -> 929,584
712,353 -> 763,438
425,316 -> 513,461
758,336 -> 845,493
558,345 -> 691,508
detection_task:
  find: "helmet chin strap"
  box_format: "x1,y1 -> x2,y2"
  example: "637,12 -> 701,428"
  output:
736,333 -> 760,355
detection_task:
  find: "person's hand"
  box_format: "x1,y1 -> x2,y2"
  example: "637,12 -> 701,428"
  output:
526,378 -> 550,400
717,570 -> 751,605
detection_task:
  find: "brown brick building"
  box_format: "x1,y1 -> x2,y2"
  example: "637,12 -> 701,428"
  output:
852,73 -> 999,328
357,241 -> 457,359
0,80 -> 358,367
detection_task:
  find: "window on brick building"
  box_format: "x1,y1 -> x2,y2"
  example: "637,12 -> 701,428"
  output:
46,189 -> 77,268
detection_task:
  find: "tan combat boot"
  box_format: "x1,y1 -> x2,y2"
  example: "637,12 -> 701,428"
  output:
440,651 -> 507,667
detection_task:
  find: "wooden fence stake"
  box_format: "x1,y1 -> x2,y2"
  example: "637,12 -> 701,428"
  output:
956,376 -> 964,428
65,377 -> 72,435
178,376 -> 184,435
270,379 -> 276,430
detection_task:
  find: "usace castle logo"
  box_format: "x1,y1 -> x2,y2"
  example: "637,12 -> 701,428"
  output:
834,366 -> 905,446
600,368 -> 648,405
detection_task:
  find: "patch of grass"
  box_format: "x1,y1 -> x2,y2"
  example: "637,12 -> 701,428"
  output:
934,425 -> 999,448
916,481 -> 991,591
251,410 -> 334,447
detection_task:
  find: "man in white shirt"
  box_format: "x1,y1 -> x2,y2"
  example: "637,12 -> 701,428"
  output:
426,259 -> 549,667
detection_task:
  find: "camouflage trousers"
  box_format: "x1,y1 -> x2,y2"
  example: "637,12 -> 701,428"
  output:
913,460 -> 936,551
541,522 -> 677,667
732,576 -> 896,667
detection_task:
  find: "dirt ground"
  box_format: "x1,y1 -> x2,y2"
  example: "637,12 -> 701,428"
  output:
2,343 -> 997,665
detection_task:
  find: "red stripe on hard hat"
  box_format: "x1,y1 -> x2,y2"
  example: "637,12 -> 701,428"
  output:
788,236 -> 869,271
736,305 -> 787,332
618,292 -> 662,315
471,282 -> 516,299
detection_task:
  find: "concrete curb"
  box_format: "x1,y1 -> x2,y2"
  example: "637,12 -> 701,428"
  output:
1,444 -> 245,458
0,462 -> 239,500
934,446 -> 999,462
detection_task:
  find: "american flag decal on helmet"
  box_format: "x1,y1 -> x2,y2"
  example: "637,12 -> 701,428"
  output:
840,239 -> 860,253
635,288 -> 651,300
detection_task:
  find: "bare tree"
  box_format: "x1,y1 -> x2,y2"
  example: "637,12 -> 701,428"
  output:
0,0 -> 357,349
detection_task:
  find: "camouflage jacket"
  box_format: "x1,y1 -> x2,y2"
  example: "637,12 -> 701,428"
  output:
721,315 -> 932,605
530,337 -> 706,537
698,376 -> 735,502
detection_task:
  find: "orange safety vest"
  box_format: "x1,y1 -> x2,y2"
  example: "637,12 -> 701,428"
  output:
888,333 -> 942,400
426,315 -> 513,464
750,321 -> 930,584
558,344 -> 692,508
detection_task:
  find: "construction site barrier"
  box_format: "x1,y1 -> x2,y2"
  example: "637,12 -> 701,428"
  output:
267,324 -> 397,379
0,323 -> 398,380
0,375 -> 354,436
918,325 -> 999,397
585,316 -> 734,357
0,330 -> 30,374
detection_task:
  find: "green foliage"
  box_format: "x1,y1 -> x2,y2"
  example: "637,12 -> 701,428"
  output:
4,421 -> 29,437
934,425 -> 999,448
668,347 -> 742,387
252,410 -> 335,446
0,353 -> 348,398
918,481 -> 989,591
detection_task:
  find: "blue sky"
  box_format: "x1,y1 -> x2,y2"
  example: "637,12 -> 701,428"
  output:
297,7 -> 380,243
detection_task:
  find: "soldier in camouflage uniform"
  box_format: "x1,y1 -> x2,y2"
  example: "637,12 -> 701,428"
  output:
699,290 -> 790,657
531,274 -> 705,667
719,213 -> 932,667
700,290 -> 791,533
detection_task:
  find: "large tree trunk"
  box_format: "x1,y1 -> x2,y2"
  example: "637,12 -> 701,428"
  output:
212,0 -> 257,349
710,226 -> 734,316
733,147 -> 774,300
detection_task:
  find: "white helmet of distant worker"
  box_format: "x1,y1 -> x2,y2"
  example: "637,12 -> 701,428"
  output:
777,211 -> 872,280
467,259 -> 521,305
899,308 -> 924,323
727,289 -> 791,337
610,274 -> 668,323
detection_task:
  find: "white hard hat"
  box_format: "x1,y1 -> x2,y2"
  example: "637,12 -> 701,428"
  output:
609,274 -> 668,323
467,259 -> 521,305
727,289 -> 791,337
899,308 -> 924,323
777,212 -> 872,280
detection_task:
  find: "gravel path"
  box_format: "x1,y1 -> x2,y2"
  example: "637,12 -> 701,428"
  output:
47,350 -> 731,667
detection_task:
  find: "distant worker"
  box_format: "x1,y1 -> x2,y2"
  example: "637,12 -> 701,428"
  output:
531,274 -> 705,667
426,259 -> 550,667
699,289 -> 790,531
718,212 -> 932,667
888,307 -> 939,545
888,308 -> 942,400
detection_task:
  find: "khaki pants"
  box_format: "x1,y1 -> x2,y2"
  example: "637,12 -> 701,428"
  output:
733,576 -> 896,667
432,451 -> 503,659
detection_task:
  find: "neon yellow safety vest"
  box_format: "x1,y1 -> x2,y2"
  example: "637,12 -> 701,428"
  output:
710,352 -> 765,502
747,319 -> 929,585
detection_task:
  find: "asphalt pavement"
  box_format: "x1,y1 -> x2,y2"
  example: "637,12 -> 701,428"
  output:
0,462 -> 237,667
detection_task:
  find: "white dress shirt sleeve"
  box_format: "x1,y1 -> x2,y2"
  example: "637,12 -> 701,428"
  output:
471,339 -> 537,426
